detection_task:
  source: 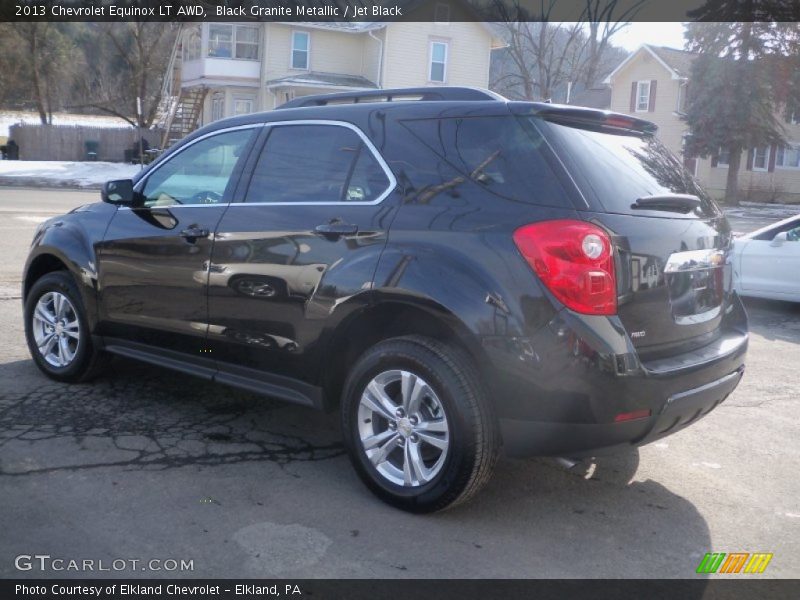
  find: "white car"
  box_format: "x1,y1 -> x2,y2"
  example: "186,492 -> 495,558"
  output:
731,214 -> 800,302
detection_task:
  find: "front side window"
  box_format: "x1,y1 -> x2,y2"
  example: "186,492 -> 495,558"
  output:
246,124 -> 391,204
208,24 -> 233,58
142,129 -> 255,207
430,41 -> 448,82
291,31 -> 310,70
636,81 -> 650,111
776,143 -> 800,169
753,146 -> 770,171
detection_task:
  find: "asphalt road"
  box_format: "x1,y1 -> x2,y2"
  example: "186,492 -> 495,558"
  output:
1,188 -> 798,578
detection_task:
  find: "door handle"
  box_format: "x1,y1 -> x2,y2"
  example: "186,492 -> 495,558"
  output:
314,222 -> 358,237
180,226 -> 210,240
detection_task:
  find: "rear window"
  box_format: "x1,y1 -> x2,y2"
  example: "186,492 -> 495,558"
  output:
401,115 -> 574,208
538,118 -> 720,217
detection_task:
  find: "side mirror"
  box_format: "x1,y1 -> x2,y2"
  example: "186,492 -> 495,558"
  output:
101,179 -> 138,206
770,231 -> 788,247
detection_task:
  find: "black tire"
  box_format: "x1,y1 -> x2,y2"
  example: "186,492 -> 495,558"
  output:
341,335 -> 499,513
24,271 -> 108,383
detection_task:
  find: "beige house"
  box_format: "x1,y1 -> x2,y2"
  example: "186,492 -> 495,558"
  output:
158,4 -> 503,145
605,44 -> 800,204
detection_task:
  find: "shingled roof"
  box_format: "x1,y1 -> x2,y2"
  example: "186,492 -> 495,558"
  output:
604,44 -> 700,83
648,45 -> 699,78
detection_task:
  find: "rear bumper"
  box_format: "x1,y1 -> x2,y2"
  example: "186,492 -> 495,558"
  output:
499,366 -> 744,457
483,294 -> 748,458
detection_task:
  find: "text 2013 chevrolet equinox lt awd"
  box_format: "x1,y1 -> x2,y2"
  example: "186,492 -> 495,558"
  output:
23,88 -> 747,512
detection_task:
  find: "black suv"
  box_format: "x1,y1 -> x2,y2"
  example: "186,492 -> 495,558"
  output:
23,87 -> 747,512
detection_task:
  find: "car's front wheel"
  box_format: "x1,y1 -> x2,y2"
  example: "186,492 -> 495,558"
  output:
24,271 -> 108,383
341,335 -> 499,512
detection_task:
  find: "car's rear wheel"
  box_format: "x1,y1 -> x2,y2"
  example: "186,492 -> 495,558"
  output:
341,335 -> 498,512
24,271 -> 108,382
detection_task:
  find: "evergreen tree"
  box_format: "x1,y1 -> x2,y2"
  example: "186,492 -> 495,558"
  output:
683,15 -> 799,204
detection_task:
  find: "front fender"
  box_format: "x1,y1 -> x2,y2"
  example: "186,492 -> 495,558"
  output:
23,202 -> 116,330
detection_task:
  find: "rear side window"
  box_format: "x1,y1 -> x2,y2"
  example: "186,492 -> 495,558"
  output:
246,124 -> 391,204
539,119 -> 719,217
401,115 -> 573,208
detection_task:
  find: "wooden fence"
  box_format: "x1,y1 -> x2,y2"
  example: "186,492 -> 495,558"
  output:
8,123 -> 163,162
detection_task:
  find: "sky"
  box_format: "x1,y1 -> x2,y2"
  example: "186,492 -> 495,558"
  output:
611,22 -> 688,51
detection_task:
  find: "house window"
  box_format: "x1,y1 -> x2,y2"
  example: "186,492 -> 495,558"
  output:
677,83 -> 689,113
776,143 -> 800,169
211,93 -> 225,122
184,26 -> 201,61
208,25 -> 259,60
208,24 -> 233,58
235,26 -> 259,60
636,81 -> 650,112
233,95 -> 255,116
429,41 -> 448,83
434,3 -> 450,23
717,147 -> 730,167
753,146 -> 770,171
291,31 -> 310,70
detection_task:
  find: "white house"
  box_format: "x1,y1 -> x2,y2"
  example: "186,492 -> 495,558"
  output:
604,44 -> 800,204
160,3 -> 503,144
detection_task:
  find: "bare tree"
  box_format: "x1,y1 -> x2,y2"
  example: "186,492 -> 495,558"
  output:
76,22 -> 176,127
490,0 -> 642,102
9,23 -> 76,124
580,0 -> 646,88
492,5 -> 586,101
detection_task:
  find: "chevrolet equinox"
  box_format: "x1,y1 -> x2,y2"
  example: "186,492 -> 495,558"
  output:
23,87 -> 748,512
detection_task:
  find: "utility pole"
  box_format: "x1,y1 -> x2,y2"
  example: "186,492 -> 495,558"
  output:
136,96 -> 144,170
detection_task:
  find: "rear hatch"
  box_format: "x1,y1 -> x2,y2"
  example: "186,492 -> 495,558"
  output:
520,106 -> 732,359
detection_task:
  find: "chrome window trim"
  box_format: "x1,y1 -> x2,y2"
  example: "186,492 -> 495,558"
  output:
123,120 -> 397,209
234,119 -> 397,207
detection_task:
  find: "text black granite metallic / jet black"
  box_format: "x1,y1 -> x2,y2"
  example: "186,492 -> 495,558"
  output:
22,87 -> 747,512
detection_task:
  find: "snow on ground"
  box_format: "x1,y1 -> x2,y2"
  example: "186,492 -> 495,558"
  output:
0,111 -> 132,138
724,201 -> 800,220
0,161 -> 142,188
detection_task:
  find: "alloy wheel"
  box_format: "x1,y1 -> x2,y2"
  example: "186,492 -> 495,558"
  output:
357,369 -> 450,487
31,291 -> 80,368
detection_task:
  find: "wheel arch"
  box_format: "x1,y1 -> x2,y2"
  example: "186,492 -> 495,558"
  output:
321,294 -> 493,411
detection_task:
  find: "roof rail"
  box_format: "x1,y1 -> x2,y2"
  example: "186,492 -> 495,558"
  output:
276,87 -> 505,109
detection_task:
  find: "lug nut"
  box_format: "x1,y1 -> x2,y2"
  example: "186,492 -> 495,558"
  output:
388,421 -> 397,430
410,434 -> 419,443
409,416 -> 418,425
395,408 -> 405,418
396,437 -> 405,446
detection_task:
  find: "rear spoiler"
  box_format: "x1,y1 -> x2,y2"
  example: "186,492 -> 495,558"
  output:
509,102 -> 658,135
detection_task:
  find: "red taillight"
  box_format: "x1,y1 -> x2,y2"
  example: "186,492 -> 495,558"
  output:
513,220 -> 617,315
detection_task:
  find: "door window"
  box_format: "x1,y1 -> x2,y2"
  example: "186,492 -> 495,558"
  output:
142,128 -> 256,207
245,124 -> 391,204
